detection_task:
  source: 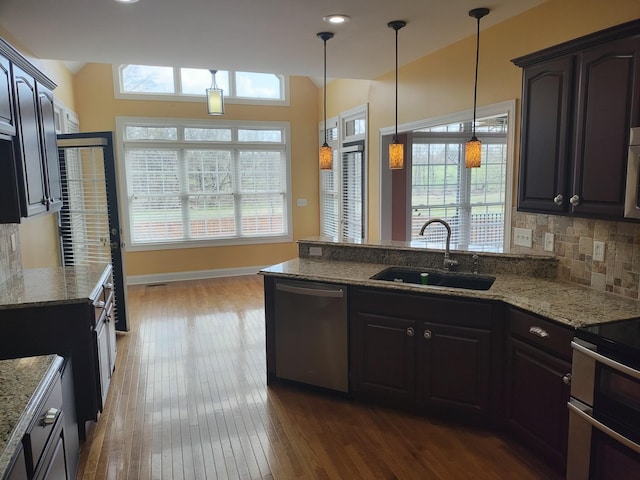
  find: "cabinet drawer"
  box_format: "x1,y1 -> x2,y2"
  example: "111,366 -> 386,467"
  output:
23,374 -> 63,475
509,308 -> 574,360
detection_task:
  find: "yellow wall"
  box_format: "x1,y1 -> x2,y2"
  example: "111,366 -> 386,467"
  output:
73,65 -> 319,276
323,0 -> 640,240
0,27 -> 76,269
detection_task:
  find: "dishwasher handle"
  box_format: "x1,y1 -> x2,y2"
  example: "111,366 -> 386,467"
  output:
276,282 -> 345,298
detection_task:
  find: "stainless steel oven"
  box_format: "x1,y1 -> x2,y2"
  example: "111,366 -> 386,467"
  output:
567,322 -> 640,480
624,127 -> 640,219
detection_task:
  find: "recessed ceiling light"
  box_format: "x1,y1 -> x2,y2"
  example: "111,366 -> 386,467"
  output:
323,14 -> 350,25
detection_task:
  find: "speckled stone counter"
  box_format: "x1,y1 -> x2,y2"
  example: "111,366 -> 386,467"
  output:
0,264 -> 110,310
0,355 -> 63,478
260,257 -> 640,328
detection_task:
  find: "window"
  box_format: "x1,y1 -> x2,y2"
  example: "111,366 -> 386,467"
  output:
117,118 -> 291,250
115,65 -> 288,105
320,105 -> 368,241
411,114 -> 508,252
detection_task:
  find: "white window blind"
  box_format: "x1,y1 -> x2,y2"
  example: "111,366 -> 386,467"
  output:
120,119 -> 290,248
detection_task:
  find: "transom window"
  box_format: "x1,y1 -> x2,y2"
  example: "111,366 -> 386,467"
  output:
117,118 -> 291,250
114,65 -> 288,105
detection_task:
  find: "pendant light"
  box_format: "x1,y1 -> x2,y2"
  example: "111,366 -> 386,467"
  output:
388,20 -> 406,170
318,31 -> 334,170
465,8 -> 489,168
206,69 -> 224,115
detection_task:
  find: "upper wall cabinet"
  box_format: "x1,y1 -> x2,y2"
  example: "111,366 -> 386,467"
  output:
0,38 -> 61,223
0,56 -> 15,136
513,20 -> 640,220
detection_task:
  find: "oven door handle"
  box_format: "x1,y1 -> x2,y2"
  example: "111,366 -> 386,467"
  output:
568,400 -> 640,454
571,340 -> 640,380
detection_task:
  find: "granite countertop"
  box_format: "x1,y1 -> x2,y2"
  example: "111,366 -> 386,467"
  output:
0,264 -> 111,310
0,355 -> 63,478
260,257 -> 640,328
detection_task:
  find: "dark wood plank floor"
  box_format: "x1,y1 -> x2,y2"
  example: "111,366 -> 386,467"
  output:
77,275 -> 562,479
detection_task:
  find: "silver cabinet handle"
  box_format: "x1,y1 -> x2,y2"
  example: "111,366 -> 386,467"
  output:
568,400 -> 640,454
572,341 -> 640,380
553,194 -> 563,205
563,373 -> 572,385
570,194 -> 580,206
529,326 -> 549,338
424,329 -> 432,340
406,327 -> 414,337
43,407 -> 59,426
276,283 -> 344,298
95,300 -> 105,308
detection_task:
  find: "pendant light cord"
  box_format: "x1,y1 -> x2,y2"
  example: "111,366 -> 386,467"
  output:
323,36 -> 328,146
394,26 -> 399,143
472,16 -> 480,138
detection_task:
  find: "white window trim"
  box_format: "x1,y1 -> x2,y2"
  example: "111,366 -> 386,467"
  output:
378,100 -> 515,251
112,65 -> 290,107
115,116 -> 293,252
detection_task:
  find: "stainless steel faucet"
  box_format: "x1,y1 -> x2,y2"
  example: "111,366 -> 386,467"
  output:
419,218 -> 459,271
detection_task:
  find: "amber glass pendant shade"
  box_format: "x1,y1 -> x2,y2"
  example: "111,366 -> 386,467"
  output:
465,137 -> 482,168
389,142 -> 404,170
319,144 -> 333,170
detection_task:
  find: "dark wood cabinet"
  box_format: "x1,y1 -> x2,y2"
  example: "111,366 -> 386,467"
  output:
351,287 -> 495,417
506,308 -> 573,471
419,321 -> 491,415
0,37 -> 61,223
514,20 -> 640,220
0,55 -> 14,136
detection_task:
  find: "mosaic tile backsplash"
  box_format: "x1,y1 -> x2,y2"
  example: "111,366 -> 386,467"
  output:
511,209 -> 640,300
0,224 -> 22,286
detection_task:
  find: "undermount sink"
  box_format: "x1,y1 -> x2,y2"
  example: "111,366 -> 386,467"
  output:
370,266 -> 495,291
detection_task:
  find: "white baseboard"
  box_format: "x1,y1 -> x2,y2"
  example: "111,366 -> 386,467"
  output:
126,265 -> 266,286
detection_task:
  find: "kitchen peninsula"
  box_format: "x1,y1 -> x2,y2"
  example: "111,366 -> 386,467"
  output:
261,237 -> 640,472
0,264 -> 114,440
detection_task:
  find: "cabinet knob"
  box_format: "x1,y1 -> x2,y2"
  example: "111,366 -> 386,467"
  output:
563,373 -> 572,385
406,327 -> 414,337
553,194 -> 563,205
424,329 -> 432,340
43,407 -> 59,426
569,194 -> 581,206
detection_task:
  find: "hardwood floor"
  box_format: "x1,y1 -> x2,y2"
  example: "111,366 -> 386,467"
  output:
77,275 -> 562,480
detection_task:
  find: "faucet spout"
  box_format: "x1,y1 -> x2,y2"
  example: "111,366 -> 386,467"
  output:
419,218 -> 458,271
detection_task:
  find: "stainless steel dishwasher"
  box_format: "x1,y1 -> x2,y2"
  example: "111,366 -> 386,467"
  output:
274,279 -> 348,392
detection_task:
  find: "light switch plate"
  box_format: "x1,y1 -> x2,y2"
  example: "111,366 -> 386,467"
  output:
593,241 -> 605,262
513,228 -> 533,248
544,233 -> 555,252
296,198 -> 307,207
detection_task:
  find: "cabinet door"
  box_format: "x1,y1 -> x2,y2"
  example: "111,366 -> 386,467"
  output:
572,36 -> 640,218
506,337 -> 571,470
352,311 -> 416,406
37,85 -> 62,212
95,317 -> 111,411
517,56 -> 574,214
6,445 -> 28,480
419,322 -> 491,415
0,56 -> 15,136
12,65 -> 47,217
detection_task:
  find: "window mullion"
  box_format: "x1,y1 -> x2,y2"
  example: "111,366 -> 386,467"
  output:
178,148 -> 190,240
458,147 -> 472,250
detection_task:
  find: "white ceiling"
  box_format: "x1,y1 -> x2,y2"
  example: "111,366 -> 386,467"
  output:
0,0 -> 546,80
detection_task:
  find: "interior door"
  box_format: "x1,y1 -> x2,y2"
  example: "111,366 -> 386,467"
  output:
57,132 -> 129,331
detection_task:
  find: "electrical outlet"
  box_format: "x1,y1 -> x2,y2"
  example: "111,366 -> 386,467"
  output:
513,228 -> 533,248
544,233 -> 555,252
309,246 -> 322,256
593,241 -> 605,262
296,198 -> 307,207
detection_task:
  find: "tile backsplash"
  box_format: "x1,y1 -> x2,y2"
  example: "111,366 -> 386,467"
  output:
511,209 -> 640,299
0,224 -> 22,286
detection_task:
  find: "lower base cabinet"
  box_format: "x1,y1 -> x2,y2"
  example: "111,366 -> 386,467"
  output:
505,308 -> 573,471
351,287 -> 495,418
